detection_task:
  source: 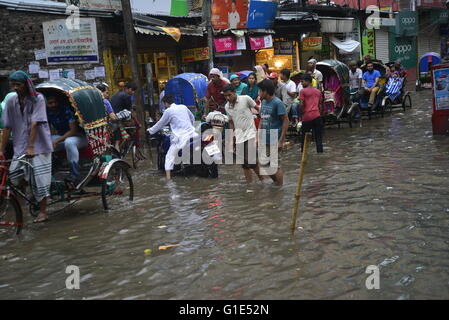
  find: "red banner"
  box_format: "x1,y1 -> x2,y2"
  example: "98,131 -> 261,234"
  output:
214,37 -> 237,52
249,35 -> 273,50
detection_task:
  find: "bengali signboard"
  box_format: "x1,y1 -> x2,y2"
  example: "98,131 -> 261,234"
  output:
249,35 -> 273,50
214,37 -> 237,52
362,29 -> 375,58
302,37 -> 322,51
211,0 -> 249,30
274,41 -> 293,55
43,18 -> 99,64
181,47 -> 210,63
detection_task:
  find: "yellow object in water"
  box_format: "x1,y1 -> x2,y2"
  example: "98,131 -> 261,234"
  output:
159,244 -> 181,250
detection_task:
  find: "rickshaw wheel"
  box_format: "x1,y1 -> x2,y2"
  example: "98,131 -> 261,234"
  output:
385,99 -> 393,115
402,94 -> 412,110
101,162 -> 134,211
131,145 -> 146,170
0,195 -> 23,236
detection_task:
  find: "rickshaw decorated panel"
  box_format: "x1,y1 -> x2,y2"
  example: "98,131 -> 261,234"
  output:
36,78 -> 109,156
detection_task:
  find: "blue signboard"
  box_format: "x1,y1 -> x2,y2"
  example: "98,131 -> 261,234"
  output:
246,0 -> 278,29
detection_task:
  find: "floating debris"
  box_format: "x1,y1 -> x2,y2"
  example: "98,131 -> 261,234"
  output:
159,244 -> 181,250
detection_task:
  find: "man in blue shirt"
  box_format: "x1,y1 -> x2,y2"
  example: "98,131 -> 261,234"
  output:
257,79 -> 289,186
46,95 -> 88,185
362,62 -> 381,108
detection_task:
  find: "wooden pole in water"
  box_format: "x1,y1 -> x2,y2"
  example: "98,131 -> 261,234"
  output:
290,132 -> 312,233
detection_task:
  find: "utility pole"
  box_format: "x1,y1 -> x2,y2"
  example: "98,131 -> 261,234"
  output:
203,0 -> 214,70
120,0 -> 145,129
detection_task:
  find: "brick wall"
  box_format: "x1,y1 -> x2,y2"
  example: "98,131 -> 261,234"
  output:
0,7 -> 117,83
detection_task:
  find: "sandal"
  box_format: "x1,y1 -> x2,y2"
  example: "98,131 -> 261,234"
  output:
33,215 -> 49,223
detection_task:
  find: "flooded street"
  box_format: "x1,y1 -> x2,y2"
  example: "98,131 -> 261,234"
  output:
1,91 -> 449,300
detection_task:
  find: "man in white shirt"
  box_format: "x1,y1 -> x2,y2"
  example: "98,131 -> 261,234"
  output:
348,60 -> 363,101
223,84 -> 261,184
280,69 -> 297,116
308,59 -> 323,90
228,0 -> 240,29
148,94 -> 197,180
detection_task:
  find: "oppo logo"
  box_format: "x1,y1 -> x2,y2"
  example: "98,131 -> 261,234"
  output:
395,44 -> 412,54
401,17 -> 416,24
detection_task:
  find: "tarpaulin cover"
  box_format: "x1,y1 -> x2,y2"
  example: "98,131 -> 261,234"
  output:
330,36 -> 360,53
36,78 -> 106,129
165,73 -> 208,107
419,52 -> 442,73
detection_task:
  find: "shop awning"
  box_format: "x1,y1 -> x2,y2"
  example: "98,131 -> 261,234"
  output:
330,36 -> 360,53
134,25 -> 204,41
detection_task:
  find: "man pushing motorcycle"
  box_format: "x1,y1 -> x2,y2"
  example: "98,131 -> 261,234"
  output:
147,94 -> 197,180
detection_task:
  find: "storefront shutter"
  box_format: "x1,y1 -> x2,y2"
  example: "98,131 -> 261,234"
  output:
375,28 -> 390,64
418,32 -> 441,60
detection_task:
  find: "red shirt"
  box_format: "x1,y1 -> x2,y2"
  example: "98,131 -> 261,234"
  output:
299,87 -> 322,122
206,80 -> 227,106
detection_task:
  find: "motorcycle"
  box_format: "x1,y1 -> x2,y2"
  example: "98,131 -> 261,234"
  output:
151,122 -> 220,178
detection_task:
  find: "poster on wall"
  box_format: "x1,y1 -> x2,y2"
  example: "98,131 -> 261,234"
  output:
249,35 -> 273,50
211,0 -> 249,30
131,0 -> 188,16
43,18 -> 99,64
433,67 -> 449,111
214,37 -> 237,52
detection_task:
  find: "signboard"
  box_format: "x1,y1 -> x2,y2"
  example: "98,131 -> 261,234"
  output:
247,0 -> 278,29
389,35 -> 417,70
430,9 -> 448,24
274,41 -> 293,55
43,18 -> 99,64
362,29 -> 375,58
433,67 -> 449,110
393,11 -> 418,36
302,37 -> 322,51
65,0 -> 121,11
214,37 -> 237,52
181,47 -> 210,63
215,50 -> 243,58
211,0 -> 249,30
249,35 -> 273,50
131,0 -> 188,16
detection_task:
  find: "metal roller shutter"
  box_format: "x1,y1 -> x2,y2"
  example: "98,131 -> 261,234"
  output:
375,28 -> 390,64
418,31 -> 441,59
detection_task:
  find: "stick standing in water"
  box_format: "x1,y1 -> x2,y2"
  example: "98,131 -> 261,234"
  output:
291,132 -> 312,233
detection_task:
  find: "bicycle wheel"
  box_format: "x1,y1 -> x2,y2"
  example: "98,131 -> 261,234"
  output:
402,94 -> 412,110
385,99 -> 393,115
101,162 -> 134,211
0,194 -> 23,235
131,144 -> 146,169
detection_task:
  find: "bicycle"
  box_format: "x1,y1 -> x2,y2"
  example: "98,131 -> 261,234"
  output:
0,155 -> 34,235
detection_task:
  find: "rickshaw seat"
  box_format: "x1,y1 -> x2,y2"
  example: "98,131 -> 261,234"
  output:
57,145 -> 94,160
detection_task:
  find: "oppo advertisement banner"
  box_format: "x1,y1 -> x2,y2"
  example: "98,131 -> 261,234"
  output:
394,11 -> 418,36
389,35 -> 417,70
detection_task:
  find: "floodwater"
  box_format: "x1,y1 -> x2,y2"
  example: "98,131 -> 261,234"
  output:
1,91 -> 449,300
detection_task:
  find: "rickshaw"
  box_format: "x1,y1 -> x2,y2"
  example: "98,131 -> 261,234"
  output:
316,60 -> 356,128
164,73 -> 208,119
417,52 -> 441,90
379,62 -> 412,114
149,73 -> 220,178
355,61 -> 389,119
0,79 -> 134,235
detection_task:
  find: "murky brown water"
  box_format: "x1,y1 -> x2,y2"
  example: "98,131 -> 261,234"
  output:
1,91 -> 449,300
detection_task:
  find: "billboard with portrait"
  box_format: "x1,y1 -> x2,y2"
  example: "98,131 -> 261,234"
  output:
211,0 -> 249,30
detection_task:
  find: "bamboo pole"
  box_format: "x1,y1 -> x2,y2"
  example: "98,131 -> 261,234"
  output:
290,132 -> 312,233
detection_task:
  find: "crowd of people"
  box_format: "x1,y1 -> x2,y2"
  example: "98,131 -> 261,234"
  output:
0,56 -> 408,222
